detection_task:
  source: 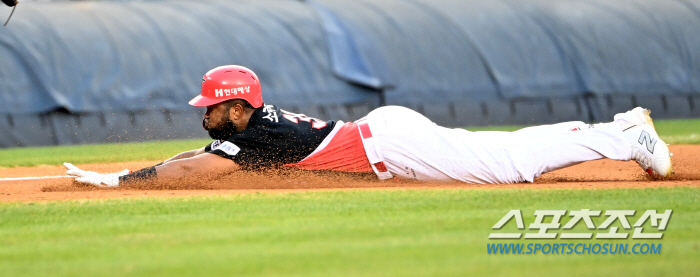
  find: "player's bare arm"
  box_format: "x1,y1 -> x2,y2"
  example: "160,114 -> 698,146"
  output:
162,147 -> 206,164
64,153 -> 240,187
154,153 -> 240,182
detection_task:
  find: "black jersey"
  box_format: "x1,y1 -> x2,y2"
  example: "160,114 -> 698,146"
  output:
204,104 -> 336,168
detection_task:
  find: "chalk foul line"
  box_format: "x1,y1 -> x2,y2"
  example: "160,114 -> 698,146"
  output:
0,175 -> 75,181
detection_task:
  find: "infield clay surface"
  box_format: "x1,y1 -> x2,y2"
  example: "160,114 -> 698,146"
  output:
0,145 -> 698,202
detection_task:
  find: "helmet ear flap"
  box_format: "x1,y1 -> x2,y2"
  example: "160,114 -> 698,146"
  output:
189,65 -> 264,108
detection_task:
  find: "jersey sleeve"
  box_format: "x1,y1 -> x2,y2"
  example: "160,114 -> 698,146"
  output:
207,141 -> 243,160
204,140 -> 245,164
204,140 -> 224,153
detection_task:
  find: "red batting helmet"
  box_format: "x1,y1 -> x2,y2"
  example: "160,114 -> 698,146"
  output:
188,65 -> 264,108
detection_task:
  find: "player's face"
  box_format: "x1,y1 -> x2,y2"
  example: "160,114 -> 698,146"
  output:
203,103 -> 226,129
203,103 -> 238,140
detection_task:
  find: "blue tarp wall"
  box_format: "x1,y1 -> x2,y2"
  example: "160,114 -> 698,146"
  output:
1,0 -> 700,147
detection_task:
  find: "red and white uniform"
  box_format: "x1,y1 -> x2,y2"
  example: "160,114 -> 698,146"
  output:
286,121 -> 372,173
357,106 -> 633,183
209,105 -> 633,184
292,106 -> 632,184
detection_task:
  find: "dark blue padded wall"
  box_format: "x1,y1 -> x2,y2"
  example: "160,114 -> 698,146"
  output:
0,0 -> 380,115
1,0 -> 699,148
0,0 -> 382,147
314,0 -> 700,125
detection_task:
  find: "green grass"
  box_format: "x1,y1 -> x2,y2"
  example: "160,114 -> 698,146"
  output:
1,118 -> 698,168
653,119 -> 700,144
0,188 -> 697,277
0,139 -> 211,168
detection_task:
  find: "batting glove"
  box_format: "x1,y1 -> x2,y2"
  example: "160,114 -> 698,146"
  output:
64,162 -> 130,187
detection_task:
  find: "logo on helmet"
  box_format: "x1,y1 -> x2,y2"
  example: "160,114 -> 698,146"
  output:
214,86 -> 251,97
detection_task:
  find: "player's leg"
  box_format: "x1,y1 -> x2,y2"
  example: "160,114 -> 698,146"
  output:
504,123 -> 630,182
505,107 -> 672,181
363,106 -> 618,184
362,106 -> 671,184
468,121 -> 591,142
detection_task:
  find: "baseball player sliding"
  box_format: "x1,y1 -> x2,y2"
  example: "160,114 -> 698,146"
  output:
64,65 -> 673,187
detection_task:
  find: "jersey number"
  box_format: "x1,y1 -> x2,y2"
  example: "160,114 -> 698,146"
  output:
281,110 -> 327,129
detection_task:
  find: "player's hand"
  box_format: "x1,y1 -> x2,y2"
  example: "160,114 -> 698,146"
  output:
63,163 -> 130,187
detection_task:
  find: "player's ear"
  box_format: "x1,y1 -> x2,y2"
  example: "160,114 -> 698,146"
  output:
230,103 -> 244,119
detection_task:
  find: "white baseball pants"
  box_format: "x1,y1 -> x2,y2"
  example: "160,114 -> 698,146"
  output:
358,106 -> 632,184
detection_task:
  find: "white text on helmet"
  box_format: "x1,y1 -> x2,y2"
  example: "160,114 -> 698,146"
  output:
215,86 -> 251,97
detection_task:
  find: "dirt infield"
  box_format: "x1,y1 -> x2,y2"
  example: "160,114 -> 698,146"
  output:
0,145 -> 698,202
